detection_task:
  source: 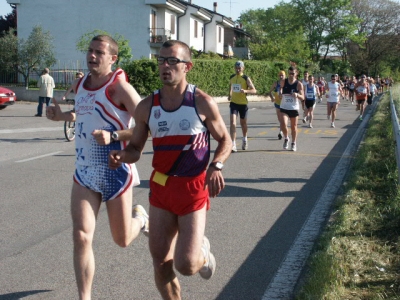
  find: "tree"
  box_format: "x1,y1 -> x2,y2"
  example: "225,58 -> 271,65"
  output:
348,0 -> 400,76
0,25 -> 56,88
238,4 -> 310,64
0,4 -> 16,37
292,0 -> 362,63
76,30 -> 132,66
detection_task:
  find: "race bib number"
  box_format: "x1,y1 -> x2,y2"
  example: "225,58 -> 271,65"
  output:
232,84 -> 241,93
282,94 -> 295,103
357,86 -> 367,94
329,91 -> 339,97
306,92 -> 314,99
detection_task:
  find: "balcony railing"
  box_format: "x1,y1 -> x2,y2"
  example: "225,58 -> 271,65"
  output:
149,28 -> 172,44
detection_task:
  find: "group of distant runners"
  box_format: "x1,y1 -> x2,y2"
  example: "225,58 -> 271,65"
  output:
230,62 -> 393,153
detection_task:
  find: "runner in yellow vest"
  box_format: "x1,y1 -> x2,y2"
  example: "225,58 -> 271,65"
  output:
228,61 -> 257,152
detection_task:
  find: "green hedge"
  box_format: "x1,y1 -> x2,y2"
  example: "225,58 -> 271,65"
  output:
123,59 -> 282,97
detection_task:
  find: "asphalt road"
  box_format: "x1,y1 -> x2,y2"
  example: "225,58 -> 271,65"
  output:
0,97 -> 376,300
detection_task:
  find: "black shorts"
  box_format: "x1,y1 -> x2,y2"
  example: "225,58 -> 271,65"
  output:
280,108 -> 299,118
357,99 -> 365,105
230,102 -> 248,119
367,94 -> 373,105
305,100 -> 315,109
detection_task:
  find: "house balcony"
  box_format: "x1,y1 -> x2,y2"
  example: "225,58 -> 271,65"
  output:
149,28 -> 172,45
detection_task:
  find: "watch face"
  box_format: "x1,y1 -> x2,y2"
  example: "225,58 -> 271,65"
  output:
112,132 -> 118,139
215,162 -> 223,170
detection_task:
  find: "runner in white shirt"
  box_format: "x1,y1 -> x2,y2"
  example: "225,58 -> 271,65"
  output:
325,74 -> 343,128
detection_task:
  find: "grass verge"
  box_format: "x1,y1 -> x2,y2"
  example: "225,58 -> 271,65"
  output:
295,88 -> 400,299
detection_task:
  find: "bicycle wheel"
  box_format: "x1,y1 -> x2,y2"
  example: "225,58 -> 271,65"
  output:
64,121 -> 76,141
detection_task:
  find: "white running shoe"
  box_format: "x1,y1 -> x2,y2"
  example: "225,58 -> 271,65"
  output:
291,143 -> 297,151
309,123 -> 313,128
132,204 -> 149,237
232,144 -> 237,153
242,139 -> 248,150
283,138 -> 289,150
199,236 -> 216,279
331,122 -> 335,128
302,117 -> 306,124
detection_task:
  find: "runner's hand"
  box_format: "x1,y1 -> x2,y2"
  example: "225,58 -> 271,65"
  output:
92,130 -> 112,145
109,150 -> 125,170
46,98 -> 63,121
206,167 -> 225,197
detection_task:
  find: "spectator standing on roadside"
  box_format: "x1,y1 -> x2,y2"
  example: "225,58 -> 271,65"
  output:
269,70 -> 286,140
228,60 -> 257,152
35,68 -> 55,117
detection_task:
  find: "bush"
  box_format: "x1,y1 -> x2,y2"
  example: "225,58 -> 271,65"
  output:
28,79 -> 37,88
122,59 -> 282,97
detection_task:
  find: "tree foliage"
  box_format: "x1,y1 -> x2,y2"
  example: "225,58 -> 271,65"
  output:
238,5 -> 310,64
0,25 -> 56,88
293,0 -> 362,61
0,4 -> 16,37
237,0 -> 400,77
76,29 -> 133,66
348,0 -> 400,76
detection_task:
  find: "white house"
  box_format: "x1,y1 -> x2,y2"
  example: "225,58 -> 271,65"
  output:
7,0 -> 235,67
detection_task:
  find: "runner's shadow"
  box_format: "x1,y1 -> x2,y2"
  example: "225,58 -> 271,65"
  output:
0,290 -> 51,300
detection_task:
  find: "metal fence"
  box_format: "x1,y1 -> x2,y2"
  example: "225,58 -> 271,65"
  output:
389,89 -> 400,184
0,60 -> 88,88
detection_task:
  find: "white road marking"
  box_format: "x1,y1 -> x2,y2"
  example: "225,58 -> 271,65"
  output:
261,97 -> 375,299
16,151 -> 64,163
0,127 -> 63,134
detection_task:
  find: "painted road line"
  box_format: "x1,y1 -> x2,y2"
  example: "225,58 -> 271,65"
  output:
0,127 -> 63,134
16,151 -> 64,163
261,101 -> 373,299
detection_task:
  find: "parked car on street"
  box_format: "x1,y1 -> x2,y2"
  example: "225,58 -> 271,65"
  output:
0,86 -> 16,110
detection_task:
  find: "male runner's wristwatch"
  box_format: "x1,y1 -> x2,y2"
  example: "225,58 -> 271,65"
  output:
209,161 -> 224,171
111,131 -> 119,142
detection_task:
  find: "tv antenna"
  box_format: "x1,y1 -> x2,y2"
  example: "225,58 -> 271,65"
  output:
224,0 -> 238,18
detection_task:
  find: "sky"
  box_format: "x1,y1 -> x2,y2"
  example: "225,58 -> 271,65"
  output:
0,0 -> 11,16
197,0 -> 286,20
0,0 -> 286,20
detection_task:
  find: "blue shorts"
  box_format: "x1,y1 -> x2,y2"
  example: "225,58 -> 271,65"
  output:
73,163 -> 140,201
230,102 -> 248,119
274,103 -> 280,109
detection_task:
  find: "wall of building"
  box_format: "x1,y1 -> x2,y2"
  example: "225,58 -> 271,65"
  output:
16,0 -> 153,64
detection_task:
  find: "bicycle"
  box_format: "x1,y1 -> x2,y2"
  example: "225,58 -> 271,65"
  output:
64,99 -> 76,142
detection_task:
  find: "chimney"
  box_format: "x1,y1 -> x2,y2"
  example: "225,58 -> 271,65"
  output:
213,2 -> 217,12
